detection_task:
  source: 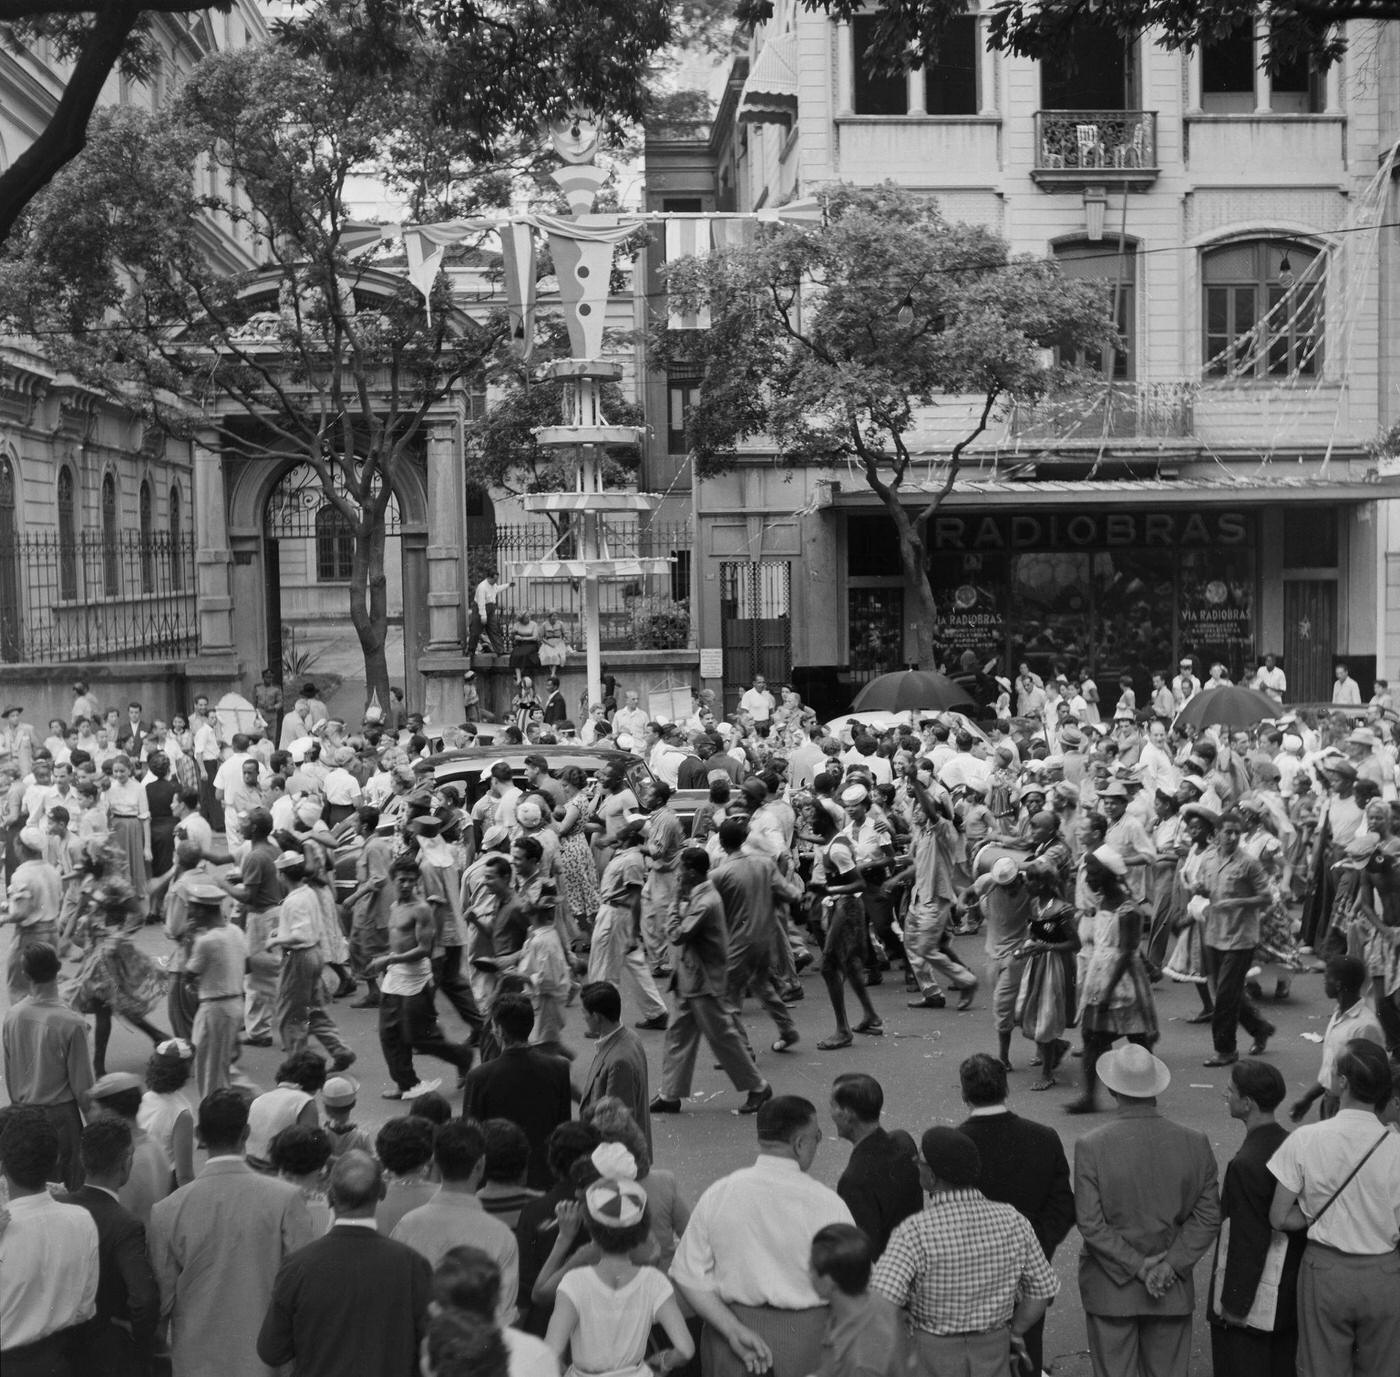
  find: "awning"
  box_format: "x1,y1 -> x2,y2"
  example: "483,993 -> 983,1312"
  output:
738,32 -> 799,127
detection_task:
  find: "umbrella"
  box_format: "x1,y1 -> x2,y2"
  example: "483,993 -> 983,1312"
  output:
1173,685 -> 1282,733
852,670 -> 975,714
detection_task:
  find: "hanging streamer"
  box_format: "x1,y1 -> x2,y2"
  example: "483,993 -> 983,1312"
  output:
665,217 -> 713,329
498,222 -> 538,360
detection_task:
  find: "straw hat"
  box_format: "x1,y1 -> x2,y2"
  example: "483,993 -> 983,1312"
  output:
1098,1044 -> 1171,1098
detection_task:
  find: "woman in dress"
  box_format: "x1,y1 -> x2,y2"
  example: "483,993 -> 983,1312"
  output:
509,612 -> 542,684
1016,860 -> 1079,1090
539,609 -> 570,668
105,753 -> 152,911
1238,791 -> 1303,1000
812,804 -> 882,1050
553,767 -> 600,933
70,839 -> 170,1076
139,1039 -> 196,1188
145,753 -> 179,900
1067,845 -> 1159,1114
544,1148 -> 694,1377
1145,788 -> 1189,972
512,677 -> 541,735
1163,804 -> 1218,1022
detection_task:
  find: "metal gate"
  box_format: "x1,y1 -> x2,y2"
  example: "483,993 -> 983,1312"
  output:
719,561 -> 792,712
1283,580 -> 1337,703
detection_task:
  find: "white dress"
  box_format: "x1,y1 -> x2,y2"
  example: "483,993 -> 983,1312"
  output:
556,1265 -> 673,1377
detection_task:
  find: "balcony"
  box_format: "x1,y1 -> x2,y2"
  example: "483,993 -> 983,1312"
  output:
1007,381 -> 1196,443
1031,111 -> 1159,190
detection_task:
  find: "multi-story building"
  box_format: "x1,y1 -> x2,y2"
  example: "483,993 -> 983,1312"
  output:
1,6 -> 266,717
644,4 -> 1400,715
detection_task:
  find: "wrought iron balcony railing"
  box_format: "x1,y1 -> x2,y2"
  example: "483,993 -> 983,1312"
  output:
1032,111 -> 1159,186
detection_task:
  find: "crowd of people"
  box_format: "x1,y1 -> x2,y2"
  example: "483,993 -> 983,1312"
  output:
4,653 -> 1400,1377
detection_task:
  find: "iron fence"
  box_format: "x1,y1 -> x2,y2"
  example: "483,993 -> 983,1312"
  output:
486,519 -> 695,651
0,530 -> 198,663
1035,111 -> 1158,171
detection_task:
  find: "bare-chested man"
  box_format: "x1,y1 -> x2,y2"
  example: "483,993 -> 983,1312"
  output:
370,859 -> 472,1101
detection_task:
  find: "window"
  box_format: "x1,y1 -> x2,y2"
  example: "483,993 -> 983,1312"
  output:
924,16 -> 979,115
661,197 -> 703,213
57,467 -> 77,600
101,473 -> 119,596
465,368 -> 487,420
1270,34 -> 1323,113
1041,20 -> 1130,111
314,505 -> 354,581
1055,242 -> 1135,379
1201,27 -> 1255,112
1203,240 -> 1323,379
169,484 -> 183,591
139,480 -> 154,593
852,15 -> 908,115
667,372 -> 703,453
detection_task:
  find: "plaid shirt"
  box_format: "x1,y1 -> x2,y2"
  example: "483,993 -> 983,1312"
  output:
871,1189 -> 1059,1336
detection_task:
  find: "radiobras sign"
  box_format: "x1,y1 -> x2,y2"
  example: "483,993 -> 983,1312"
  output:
927,509 -> 1252,554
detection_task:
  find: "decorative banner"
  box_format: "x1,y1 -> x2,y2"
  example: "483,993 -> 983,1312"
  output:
404,230 -> 446,320
548,230 -> 623,359
664,217 -> 713,329
498,221 -> 538,360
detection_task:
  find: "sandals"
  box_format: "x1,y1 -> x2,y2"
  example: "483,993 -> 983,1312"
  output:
854,1019 -> 884,1037
1029,1077 -> 1057,1091
817,1034 -> 854,1050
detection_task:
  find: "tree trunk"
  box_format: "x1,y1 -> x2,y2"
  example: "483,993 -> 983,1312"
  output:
348,519 -> 391,713
0,2 -> 140,244
878,490 -> 941,670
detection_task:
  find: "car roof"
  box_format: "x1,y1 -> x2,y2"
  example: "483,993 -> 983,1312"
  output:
427,744 -> 646,783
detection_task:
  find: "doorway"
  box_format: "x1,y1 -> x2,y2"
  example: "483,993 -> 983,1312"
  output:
719,561 -> 792,713
1283,580 -> 1337,702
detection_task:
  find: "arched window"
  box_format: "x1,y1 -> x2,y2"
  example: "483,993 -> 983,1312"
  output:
314,505 -> 354,582
57,467 -> 77,600
169,484 -> 183,591
102,472 -> 119,596
139,479 -> 154,593
1203,239 -> 1323,378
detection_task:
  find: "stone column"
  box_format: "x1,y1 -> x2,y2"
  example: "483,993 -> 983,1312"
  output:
402,528 -> 429,707
192,432 -> 235,656
835,21 -> 854,116
425,419 -> 466,653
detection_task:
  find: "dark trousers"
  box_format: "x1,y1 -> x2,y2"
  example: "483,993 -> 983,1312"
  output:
35,1101 -> 85,1191
199,760 -> 219,826
68,1316 -> 151,1377
1210,1321 -> 1298,1377
468,604 -> 502,654
1206,945 -> 1270,1056
379,985 -> 469,1092
1,1328 -> 80,1377
432,946 -> 484,1038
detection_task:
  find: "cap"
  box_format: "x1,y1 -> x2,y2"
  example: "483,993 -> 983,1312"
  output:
481,825 -> 510,850
1091,844 -> 1128,876
1324,759 -> 1358,781
919,1127 -> 981,1188
1097,781 -> 1129,801
89,1071 -> 143,1099
407,815 -> 444,837
274,850 -> 306,872
322,1076 -> 360,1107
514,800 -> 544,828
186,882 -> 228,907
839,784 -> 869,807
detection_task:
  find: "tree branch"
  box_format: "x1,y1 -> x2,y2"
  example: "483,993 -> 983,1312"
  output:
914,388 -> 997,532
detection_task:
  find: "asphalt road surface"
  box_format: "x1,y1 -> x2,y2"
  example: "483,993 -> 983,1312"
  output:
7,922 -> 1338,1377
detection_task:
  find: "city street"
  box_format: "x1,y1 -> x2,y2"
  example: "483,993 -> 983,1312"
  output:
58,919 -> 1338,1377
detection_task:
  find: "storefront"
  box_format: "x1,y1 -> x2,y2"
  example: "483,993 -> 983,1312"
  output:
848,506 -> 1262,698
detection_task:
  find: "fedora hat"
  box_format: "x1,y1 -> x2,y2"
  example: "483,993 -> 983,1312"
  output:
1098,1043 -> 1171,1098
990,856 -> 1020,886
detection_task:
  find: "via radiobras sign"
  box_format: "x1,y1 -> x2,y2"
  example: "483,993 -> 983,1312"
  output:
927,509 -> 1252,554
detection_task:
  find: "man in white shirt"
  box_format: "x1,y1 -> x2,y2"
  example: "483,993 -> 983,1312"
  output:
1137,719 -> 1179,800
671,1096 -> 854,1377
0,1104 -> 99,1364
390,1119 -> 518,1325
1268,1039 -> 1400,1376
470,577 -> 510,656
1331,664 -> 1362,706
613,691 -> 649,746
1252,654 -> 1287,701
1172,660 -> 1201,711
738,676 -> 775,725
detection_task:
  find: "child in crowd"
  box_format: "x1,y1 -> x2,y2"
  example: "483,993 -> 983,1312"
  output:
809,1222 -> 911,1377
321,1075 -> 374,1158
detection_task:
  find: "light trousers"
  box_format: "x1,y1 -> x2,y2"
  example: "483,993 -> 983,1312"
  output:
904,897 -> 976,996
659,993 -> 763,1097
587,904 -> 667,1021
1297,1242 -> 1400,1377
1085,1313 -> 1191,1377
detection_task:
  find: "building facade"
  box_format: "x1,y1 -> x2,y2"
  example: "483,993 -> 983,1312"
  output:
644,5 -> 1400,717
1,5 -> 266,720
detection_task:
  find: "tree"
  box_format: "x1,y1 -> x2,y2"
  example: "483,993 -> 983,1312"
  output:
0,45 -> 507,706
649,184 -> 1111,669
0,0 -> 673,244
737,0 -> 1392,75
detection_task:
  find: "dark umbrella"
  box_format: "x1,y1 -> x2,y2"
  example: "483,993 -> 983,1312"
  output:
1172,685 -> 1282,733
852,670 -> 975,714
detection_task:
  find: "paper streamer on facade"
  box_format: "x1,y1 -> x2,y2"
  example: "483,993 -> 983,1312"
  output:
498,221 -> 538,360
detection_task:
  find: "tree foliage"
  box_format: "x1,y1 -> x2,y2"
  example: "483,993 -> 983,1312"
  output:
649,183 -> 1112,666
737,0 -> 1390,75
0,43 -> 510,702
0,0 -> 673,244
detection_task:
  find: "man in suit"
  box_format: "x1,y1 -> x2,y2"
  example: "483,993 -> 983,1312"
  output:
115,703 -> 151,759
540,677 -> 568,726
258,1151 -> 432,1377
576,981 -> 651,1149
148,1089 -> 315,1377
957,1053 -> 1075,1375
828,1072 -> 922,1259
461,994 -> 571,1191
1075,1044 -> 1221,1377
58,1118 -> 160,1377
